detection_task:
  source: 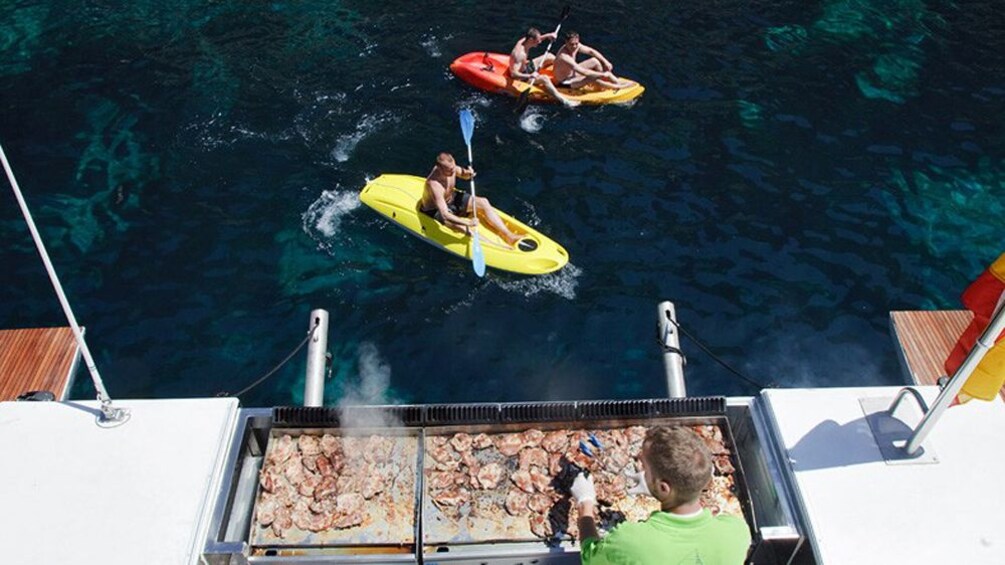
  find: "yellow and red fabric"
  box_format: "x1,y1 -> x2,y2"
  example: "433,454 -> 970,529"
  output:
944,252 -> 1005,403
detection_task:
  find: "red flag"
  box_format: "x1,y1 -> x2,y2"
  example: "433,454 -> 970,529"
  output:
945,253 -> 1005,403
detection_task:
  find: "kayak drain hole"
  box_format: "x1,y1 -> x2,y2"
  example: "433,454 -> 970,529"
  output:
518,239 -> 538,252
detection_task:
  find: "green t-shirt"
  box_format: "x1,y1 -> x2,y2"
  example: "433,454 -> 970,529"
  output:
580,509 -> 751,565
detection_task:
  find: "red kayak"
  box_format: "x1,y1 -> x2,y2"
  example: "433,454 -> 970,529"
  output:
449,51 -> 645,105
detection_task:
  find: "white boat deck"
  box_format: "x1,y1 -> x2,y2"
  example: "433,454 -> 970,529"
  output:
761,386 -> 1005,564
0,398 -> 239,565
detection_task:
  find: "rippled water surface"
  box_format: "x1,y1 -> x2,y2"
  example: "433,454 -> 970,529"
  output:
1,1 -> 1002,405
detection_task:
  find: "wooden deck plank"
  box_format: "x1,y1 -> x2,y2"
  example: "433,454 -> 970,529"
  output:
890,310 -> 1005,401
0,327 -> 79,401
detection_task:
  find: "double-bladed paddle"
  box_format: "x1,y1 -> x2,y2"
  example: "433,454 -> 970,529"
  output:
515,5 -> 571,112
458,109 -> 486,277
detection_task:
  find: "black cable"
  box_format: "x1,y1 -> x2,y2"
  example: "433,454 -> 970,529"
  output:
665,317 -> 771,390
218,321 -> 320,398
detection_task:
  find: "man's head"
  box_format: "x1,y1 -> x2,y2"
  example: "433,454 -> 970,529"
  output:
524,27 -> 543,46
436,152 -> 456,172
563,31 -> 580,50
640,426 -> 713,508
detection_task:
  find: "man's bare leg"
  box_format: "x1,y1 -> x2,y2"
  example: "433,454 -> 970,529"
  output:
535,76 -> 580,107
472,197 -> 522,245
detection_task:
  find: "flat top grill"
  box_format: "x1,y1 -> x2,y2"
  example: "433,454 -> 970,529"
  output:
250,398 -> 755,554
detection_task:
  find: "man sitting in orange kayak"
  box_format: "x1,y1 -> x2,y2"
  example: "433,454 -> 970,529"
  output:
553,32 -> 634,91
419,152 -> 522,247
508,28 -> 580,107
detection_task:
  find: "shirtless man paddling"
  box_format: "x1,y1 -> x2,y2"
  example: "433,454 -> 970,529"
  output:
553,31 -> 634,91
420,152 -> 522,247
509,28 -> 580,107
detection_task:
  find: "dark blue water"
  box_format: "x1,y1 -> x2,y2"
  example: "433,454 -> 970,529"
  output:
1,1 -> 1002,407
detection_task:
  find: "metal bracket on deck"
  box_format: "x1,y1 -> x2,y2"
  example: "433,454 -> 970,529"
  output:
859,389 -> 939,465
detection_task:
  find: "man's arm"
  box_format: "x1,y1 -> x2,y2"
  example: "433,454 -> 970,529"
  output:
581,44 -> 613,71
577,500 -> 601,541
455,165 -> 475,180
571,473 -> 601,541
509,46 -> 536,80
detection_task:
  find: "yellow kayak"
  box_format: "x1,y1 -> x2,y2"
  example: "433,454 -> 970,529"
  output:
360,174 -> 569,275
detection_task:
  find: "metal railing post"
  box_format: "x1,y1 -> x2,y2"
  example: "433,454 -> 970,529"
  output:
1,142 -> 128,425
903,303 -> 1005,455
303,309 -> 329,407
658,301 -> 687,398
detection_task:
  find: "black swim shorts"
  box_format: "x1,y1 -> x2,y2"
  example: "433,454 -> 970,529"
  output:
421,190 -> 471,222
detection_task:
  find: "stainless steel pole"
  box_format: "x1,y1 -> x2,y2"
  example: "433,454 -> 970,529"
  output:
1,143 -> 127,424
658,301 -> 687,398
303,309 -> 329,407
904,303 -> 1005,455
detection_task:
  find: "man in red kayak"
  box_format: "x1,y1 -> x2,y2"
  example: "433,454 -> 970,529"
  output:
419,152 -> 522,247
508,28 -> 580,107
553,31 -> 634,91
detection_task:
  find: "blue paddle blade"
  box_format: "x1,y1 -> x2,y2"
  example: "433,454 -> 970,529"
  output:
471,234 -> 486,277
579,440 -> 594,458
459,109 -> 475,146
588,432 -> 603,450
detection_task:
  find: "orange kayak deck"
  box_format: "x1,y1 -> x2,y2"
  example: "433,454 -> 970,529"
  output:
449,51 -> 645,105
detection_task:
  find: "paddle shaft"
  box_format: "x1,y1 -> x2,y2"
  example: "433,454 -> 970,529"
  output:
542,10 -> 569,54
465,145 -> 477,218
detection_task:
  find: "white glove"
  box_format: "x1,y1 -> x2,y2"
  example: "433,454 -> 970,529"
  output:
625,469 -> 652,496
570,472 -> 596,505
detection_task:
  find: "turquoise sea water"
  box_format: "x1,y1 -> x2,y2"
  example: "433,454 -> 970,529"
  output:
0,1 -> 1002,406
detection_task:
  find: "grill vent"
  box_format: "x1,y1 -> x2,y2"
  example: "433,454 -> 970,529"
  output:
272,405 -> 426,427
272,398 -> 727,428
424,403 -> 499,425
577,399 -> 654,420
651,396 -> 725,416
500,402 -> 577,422
272,406 -> 340,427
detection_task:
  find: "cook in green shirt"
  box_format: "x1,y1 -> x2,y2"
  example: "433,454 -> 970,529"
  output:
570,425 -> 752,565
580,508 -> 751,565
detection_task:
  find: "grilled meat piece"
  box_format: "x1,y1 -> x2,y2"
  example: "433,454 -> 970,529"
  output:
495,433 -> 524,457
283,454 -> 306,485
521,429 -> 545,447
256,496 -> 278,526
542,431 -> 568,453
319,433 -> 340,458
360,473 -> 385,500
449,432 -> 473,452
363,435 -> 395,464
314,475 -> 339,500
529,513 -> 551,538
528,492 -> 553,513
529,468 -> 553,493
298,434 -> 321,456
518,447 -> 549,470
505,489 -> 530,516
432,486 -> 471,508
427,470 -> 456,490
713,454 -> 735,475
298,473 -> 321,498
511,469 -> 535,494
475,462 -> 505,490
272,504 -> 292,537
267,435 -> 296,466
332,493 -> 366,528
472,433 -> 493,449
